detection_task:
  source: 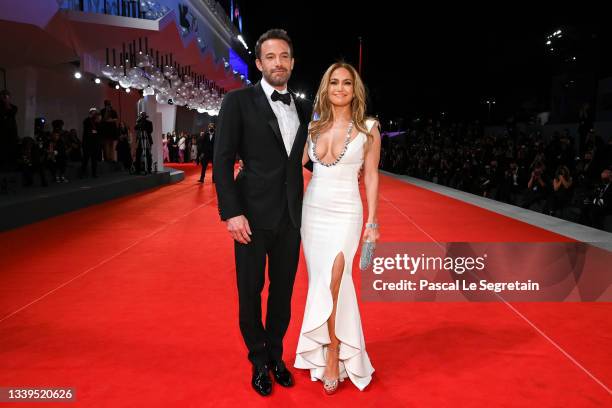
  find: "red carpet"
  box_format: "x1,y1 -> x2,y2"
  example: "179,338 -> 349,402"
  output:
0,163 -> 610,407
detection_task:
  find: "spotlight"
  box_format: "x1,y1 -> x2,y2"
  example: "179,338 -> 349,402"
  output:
125,88 -> 131,93
74,72 -> 82,79
115,84 -> 120,90
94,78 -> 101,84
237,35 -> 248,50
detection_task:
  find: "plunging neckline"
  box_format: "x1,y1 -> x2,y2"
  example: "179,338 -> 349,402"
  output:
311,131 -> 363,165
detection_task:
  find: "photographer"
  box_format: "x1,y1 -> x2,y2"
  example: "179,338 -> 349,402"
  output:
521,161 -> 548,210
499,160 -> 525,205
134,112 -> 153,175
100,100 -> 119,162
81,108 -> 102,178
545,165 -> 573,216
582,169 -> 612,229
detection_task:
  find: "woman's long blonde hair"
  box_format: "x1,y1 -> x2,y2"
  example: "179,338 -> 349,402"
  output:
310,62 -> 375,147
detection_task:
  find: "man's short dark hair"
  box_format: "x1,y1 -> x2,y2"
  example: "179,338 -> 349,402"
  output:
255,29 -> 293,59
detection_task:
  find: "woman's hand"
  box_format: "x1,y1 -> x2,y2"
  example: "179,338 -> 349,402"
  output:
362,225 -> 380,243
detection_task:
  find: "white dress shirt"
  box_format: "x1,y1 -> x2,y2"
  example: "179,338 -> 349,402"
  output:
260,76 -> 300,155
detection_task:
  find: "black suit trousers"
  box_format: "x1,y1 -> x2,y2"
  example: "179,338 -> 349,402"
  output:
234,204 -> 300,367
199,154 -> 213,181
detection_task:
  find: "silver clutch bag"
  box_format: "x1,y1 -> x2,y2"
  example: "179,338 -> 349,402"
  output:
359,241 -> 376,270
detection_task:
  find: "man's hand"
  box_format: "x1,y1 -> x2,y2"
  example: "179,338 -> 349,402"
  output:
226,215 -> 252,244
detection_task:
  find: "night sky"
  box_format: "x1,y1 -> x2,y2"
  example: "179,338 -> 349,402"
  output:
228,4 -> 611,126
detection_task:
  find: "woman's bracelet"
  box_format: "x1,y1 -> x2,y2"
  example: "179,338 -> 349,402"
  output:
365,222 -> 378,229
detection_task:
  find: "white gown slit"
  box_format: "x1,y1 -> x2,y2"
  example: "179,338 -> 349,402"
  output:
294,119 -> 375,391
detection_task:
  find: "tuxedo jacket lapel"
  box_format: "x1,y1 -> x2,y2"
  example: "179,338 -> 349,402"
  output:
254,82 -> 287,158
288,92 -> 309,159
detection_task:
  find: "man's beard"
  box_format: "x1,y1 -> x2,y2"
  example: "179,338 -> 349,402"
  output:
264,69 -> 290,87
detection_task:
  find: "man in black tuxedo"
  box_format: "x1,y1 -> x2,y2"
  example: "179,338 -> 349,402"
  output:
169,132 -> 179,163
81,108 -> 102,178
213,29 -> 312,397
198,123 -> 215,183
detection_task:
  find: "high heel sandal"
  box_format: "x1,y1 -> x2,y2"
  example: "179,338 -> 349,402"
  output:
322,345 -> 341,395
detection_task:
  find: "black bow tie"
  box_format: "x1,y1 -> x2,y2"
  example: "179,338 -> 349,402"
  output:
271,90 -> 291,106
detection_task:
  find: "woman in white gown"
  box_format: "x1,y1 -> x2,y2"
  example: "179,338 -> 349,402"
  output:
295,62 -> 380,394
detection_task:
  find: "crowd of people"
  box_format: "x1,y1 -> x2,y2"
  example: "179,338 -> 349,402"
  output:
380,119 -> 612,231
0,90 -> 217,190
3,86 -> 610,231
162,122 -> 216,182
0,95 -> 136,186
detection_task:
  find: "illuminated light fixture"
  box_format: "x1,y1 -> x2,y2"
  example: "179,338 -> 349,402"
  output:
143,86 -> 155,96
74,72 -> 82,79
125,88 -> 131,93
115,84 -> 120,90
237,35 -> 248,50
94,78 -> 101,84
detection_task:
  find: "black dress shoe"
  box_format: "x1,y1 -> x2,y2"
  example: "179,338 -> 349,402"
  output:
251,365 -> 272,396
269,360 -> 294,387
